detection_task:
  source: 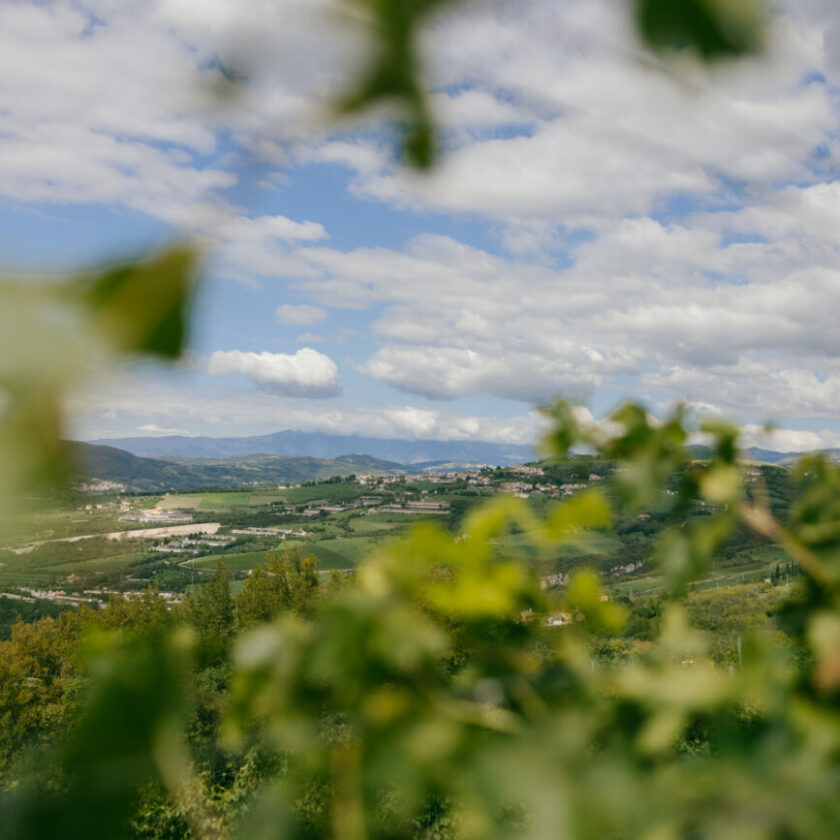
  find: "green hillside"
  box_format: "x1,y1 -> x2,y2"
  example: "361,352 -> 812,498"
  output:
68,442 -> 411,493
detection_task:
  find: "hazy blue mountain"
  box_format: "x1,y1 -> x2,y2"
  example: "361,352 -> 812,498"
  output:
68,442 -> 412,492
742,447 -> 793,464
693,446 -> 840,465
87,430 -> 535,465
772,448 -> 840,466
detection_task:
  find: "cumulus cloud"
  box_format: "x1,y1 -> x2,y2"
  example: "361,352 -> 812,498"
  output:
266,202 -> 840,417
207,348 -> 340,397
363,345 -> 608,402
276,304 -> 327,325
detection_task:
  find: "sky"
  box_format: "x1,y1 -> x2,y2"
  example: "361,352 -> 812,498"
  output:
4,0 -> 840,452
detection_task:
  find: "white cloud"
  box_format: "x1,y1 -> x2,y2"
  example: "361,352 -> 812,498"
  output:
136,424 -> 195,436
646,363 -> 840,420
3,0 -> 838,241
738,425 -> 840,453
228,215 -> 328,244
276,304 -> 327,325
10,0 -> 840,446
429,89 -> 533,130
0,0 -> 357,227
310,0 -> 837,234
0,2 -> 232,224
71,373 -> 543,445
207,348 -> 340,397
363,345 -> 608,402
209,214 -> 329,286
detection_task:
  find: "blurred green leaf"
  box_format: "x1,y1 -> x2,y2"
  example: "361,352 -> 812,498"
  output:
656,513 -> 733,594
635,0 -> 763,59
79,245 -> 199,359
6,630 -> 192,840
539,400 -> 583,457
545,488 -> 612,541
699,463 -> 742,505
567,569 -> 626,634
339,0 -> 448,168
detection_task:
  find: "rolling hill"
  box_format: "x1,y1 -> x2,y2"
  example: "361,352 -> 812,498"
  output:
68,442 -> 412,493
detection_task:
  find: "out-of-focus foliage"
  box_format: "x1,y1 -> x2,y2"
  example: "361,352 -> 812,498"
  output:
0,1 -> 794,836
342,0 -> 765,166
339,0 -> 452,168
6,400 -> 840,839
0,247 -> 198,531
636,0 -> 764,58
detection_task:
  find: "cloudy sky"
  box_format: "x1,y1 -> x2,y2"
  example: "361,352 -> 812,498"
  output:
5,0 -> 840,452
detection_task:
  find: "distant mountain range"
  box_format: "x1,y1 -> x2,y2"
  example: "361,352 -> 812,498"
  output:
87,430 -> 536,466
73,432 -> 840,494
691,445 -> 840,465
743,446 -> 840,465
68,442 -> 412,493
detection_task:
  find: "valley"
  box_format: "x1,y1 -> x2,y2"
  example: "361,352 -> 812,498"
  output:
0,450 -> 798,636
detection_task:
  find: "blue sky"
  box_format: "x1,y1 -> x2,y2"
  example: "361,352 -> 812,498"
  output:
4,0 -> 840,452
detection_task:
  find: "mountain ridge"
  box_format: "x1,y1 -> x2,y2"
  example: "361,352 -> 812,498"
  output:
86,429 -> 536,465
68,441 -> 413,493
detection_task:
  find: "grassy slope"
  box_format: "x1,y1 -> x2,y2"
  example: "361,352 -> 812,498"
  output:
70,442 -> 409,493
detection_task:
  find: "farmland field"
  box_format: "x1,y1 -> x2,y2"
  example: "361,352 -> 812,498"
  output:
348,516 -> 406,534
192,550 -> 272,571
313,537 -> 380,565
277,484 -> 368,505
0,546 -> 149,588
498,530 -> 619,559
161,491 -> 293,510
158,494 -> 203,510
198,492 -> 254,509
281,540 -> 355,570
248,494 -> 286,505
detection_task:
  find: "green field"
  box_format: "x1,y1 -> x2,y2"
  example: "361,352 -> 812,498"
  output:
160,491 -> 293,510
277,484 -> 367,505
43,551 -> 146,574
248,494 -> 286,505
497,530 -> 619,561
281,540 -> 355,570
0,547 -> 150,588
198,492 -> 254,509
348,516 -> 406,535
158,494 -> 203,510
313,537 -> 379,566
192,550 -> 272,571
